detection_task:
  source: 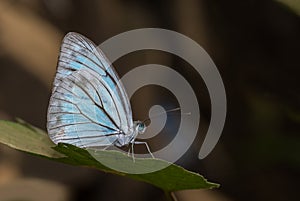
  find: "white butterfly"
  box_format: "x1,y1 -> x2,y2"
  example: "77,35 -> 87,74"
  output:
47,32 -> 153,158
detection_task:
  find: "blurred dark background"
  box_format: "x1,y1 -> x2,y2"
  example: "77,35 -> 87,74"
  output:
0,0 -> 299,201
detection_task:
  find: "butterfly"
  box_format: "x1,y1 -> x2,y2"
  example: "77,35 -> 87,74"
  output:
47,32 -> 153,158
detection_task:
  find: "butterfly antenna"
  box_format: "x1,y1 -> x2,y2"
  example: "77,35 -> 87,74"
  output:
142,107 -> 191,125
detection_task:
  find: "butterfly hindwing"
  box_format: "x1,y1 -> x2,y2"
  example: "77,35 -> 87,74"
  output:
47,32 -> 133,147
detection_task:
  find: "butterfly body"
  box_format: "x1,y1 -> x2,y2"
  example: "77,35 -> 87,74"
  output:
114,121 -> 146,147
47,32 -> 149,155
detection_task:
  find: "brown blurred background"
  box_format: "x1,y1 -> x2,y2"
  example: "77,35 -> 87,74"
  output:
0,0 -> 299,201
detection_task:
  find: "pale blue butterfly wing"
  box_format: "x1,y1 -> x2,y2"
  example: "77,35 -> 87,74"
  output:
47,32 -> 133,147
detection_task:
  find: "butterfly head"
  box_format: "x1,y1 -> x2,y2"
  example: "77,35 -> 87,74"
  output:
135,121 -> 146,134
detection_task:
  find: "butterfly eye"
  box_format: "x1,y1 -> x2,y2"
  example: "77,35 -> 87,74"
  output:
138,123 -> 146,133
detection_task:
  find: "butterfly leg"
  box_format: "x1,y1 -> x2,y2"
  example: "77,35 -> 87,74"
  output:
134,141 -> 155,158
127,146 -> 131,157
131,142 -> 136,162
102,145 -> 111,150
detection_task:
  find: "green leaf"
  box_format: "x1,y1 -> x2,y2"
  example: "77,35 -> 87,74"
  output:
0,120 -> 219,192
0,120 -> 63,158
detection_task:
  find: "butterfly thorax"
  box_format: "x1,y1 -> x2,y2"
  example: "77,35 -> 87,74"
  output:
114,121 -> 146,147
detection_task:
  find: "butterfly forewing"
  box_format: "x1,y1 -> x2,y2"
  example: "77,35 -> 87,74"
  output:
47,32 -> 133,147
